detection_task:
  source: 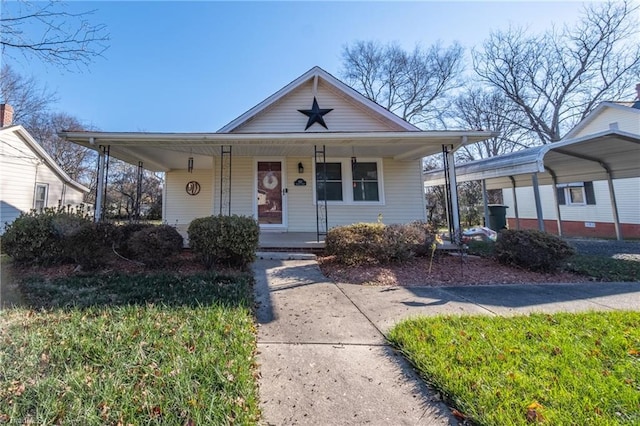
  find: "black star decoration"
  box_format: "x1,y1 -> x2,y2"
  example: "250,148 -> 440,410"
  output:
298,97 -> 333,130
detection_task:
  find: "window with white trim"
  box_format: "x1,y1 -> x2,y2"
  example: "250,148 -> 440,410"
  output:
557,182 -> 596,206
34,183 -> 48,211
315,159 -> 383,204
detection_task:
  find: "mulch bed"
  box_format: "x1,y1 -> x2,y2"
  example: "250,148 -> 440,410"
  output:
318,253 -> 588,287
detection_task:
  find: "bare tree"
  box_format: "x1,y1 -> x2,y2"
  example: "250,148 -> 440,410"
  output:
0,64 -> 56,124
473,0 -> 640,143
1,0 -> 109,70
26,112 -> 96,185
453,89 -> 533,162
341,40 -> 464,127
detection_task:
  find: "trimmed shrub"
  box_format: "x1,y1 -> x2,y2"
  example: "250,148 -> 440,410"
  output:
1,209 -> 90,265
325,221 -> 436,265
495,229 -> 576,272
63,222 -> 112,270
113,222 -> 154,257
127,225 -> 184,267
325,223 -> 386,266
467,240 -> 496,258
188,215 -> 259,268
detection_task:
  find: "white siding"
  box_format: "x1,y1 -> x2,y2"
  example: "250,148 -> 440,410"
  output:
502,178 -> 640,225
1,131 -> 86,231
164,156 -> 427,232
233,79 -> 403,133
572,107 -> 640,137
290,157 -> 427,230
164,169 -> 215,226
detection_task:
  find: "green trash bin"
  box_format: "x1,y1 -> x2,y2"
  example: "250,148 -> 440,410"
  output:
488,204 -> 509,231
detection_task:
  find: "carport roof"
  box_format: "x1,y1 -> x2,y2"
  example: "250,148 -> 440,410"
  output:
424,129 -> 640,190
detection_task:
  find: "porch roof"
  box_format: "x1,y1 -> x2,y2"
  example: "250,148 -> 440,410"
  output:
60,130 -> 498,172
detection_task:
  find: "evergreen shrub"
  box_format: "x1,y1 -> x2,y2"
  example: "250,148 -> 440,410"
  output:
495,229 -> 575,272
188,215 -> 259,268
127,225 -> 184,267
325,221 -> 436,265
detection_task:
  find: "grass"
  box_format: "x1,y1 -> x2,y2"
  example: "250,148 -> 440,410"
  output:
565,254 -> 640,282
0,272 -> 260,425
466,240 -> 640,282
389,312 -> 640,425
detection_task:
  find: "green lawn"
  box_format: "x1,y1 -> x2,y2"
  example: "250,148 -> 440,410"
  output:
389,312 -> 640,425
0,272 -> 260,425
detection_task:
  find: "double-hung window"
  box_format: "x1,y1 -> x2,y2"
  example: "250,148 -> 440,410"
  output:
315,159 -> 383,204
352,162 -> 379,202
34,183 -> 48,211
557,182 -> 596,206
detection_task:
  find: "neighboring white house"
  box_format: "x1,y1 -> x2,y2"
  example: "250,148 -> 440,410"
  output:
501,101 -> 640,239
0,107 -> 89,232
61,66 -> 496,240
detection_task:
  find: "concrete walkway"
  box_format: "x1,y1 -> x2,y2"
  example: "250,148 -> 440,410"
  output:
252,259 -> 640,426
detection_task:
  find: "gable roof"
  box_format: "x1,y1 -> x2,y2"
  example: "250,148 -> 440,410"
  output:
564,101 -> 640,139
0,125 -> 89,193
218,66 -> 420,133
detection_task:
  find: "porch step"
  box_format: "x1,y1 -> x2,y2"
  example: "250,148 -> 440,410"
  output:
256,251 -> 317,261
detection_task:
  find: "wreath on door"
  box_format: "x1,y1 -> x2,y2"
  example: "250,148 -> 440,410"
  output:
262,172 -> 279,190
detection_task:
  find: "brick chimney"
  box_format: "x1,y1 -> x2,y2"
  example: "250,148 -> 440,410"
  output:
0,104 -> 14,127
633,84 -> 640,110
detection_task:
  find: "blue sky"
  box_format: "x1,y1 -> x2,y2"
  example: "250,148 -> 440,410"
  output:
5,1 -> 590,132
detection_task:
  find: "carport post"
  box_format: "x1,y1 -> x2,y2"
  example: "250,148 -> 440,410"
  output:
94,144 -> 105,222
509,176 -> 520,230
481,179 -> 490,228
548,171 -> 563,237
606,174 -> 623,241
531,173 -> 545,231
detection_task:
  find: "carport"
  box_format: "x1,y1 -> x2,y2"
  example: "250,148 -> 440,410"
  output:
424,129 -> 640,240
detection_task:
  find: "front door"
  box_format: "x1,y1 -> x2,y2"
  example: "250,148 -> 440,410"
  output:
257,161 -> 286,227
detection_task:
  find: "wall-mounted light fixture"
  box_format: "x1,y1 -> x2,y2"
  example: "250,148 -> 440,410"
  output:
351,156 -> 357,166
188,157 -> 194,173
298,162 -> 304,174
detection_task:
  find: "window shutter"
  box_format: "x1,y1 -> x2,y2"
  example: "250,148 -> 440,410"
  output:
556,187 -> 566,205
585,181 -> 596,205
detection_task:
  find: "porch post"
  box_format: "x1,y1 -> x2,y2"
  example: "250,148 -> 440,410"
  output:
531,173 -> 545,231
445,145 -> 461,242
606,173 -> 623,241
509,176 -> 520,230
94,144 -> 105,222
481,179 -> 490,228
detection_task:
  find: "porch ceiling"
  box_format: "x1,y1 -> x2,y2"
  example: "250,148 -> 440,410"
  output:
60,130 -> 498,172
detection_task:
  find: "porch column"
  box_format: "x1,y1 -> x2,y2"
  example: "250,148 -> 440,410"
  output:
509,176 -> 520,230
94,144 -> 105,222
445,145 -> 461,242
481,179 -> 490,228
531,173 -> 545,231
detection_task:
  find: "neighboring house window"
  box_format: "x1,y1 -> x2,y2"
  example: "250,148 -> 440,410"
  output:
556,182 -> 596,206
315,159 -> 383,204
34,183 -> 48,211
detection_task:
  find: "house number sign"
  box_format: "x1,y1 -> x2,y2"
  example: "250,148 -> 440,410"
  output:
186,181 -> 201,196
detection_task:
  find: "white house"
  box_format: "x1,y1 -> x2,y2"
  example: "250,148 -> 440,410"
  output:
61,67 -> 496,240
0,105 -> 89,232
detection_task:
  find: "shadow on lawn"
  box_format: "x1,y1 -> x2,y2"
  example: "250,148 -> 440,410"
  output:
15,271 -> 254,311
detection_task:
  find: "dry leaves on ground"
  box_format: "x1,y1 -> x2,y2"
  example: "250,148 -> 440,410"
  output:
318,253 -> 587,287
